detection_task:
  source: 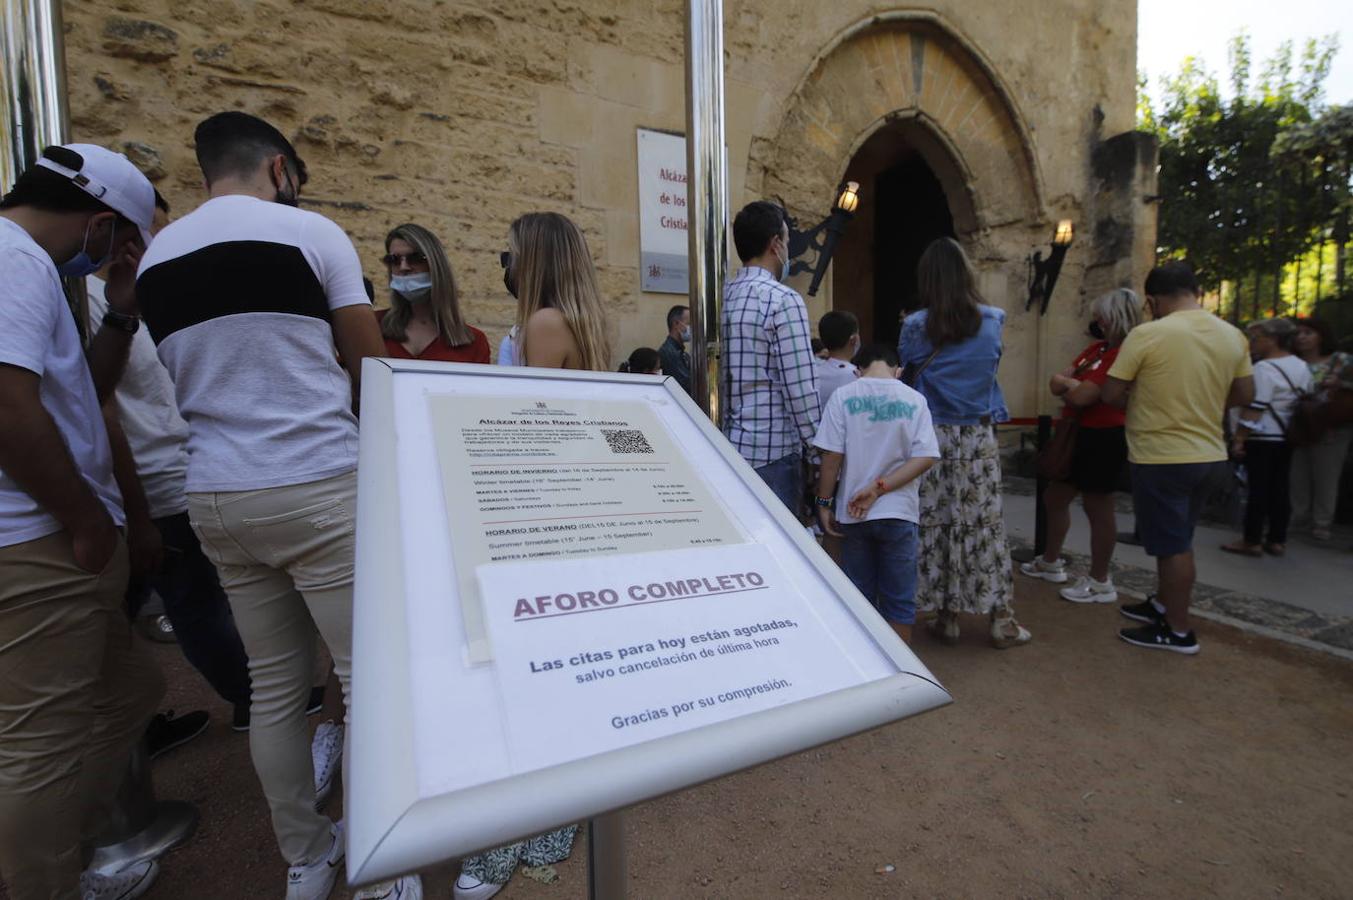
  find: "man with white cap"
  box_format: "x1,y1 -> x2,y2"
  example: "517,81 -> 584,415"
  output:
0,144 -> 165,899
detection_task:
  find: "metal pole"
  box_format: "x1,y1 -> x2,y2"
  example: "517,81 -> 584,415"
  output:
587,811 -> 628,900
1032,414 -> 1051,557
684,0 -> 728,424
1,0 -> 70,191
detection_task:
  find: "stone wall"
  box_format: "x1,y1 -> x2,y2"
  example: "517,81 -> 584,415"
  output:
62,0 -> 1145,408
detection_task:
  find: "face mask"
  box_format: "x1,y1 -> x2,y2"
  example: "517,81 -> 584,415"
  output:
274,167 -> 298,208
390,272 -> 433,302
680,326 -> 692,344
1088,320 -> 1105,340
778,241 -> 791,282
57,217 -> 116,278
503,265 -> 517,299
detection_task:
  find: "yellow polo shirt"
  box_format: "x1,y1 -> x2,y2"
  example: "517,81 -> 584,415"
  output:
1107,309 -> 1252,464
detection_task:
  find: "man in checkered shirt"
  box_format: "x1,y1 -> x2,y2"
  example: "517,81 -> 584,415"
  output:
721,201 -> 821,514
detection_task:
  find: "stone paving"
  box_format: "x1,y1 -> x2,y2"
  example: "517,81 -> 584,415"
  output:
1003,476 -> 1353,656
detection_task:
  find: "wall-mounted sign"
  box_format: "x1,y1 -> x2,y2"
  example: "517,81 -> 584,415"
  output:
637,128 -> 689,293
346,359 -> 950,887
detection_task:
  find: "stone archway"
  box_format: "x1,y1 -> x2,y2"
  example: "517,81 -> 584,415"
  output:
758,11 -> 1047,251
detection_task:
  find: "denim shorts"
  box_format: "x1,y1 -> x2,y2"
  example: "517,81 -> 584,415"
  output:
839,518 -> 919,625
1130,461 -> 1229,557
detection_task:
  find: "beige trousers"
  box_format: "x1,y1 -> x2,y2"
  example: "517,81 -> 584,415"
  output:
0,532 -> 165,900
188,471 -> 356,866
1289,427 -> 1352,530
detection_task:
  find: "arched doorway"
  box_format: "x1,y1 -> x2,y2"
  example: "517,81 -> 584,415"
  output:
832,120 -> 969,349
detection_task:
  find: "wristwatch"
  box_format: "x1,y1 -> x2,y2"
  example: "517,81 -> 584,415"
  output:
102,309 -> 140,334
813,496 -> 834,508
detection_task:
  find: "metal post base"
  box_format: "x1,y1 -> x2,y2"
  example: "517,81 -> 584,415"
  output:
88,800 -> 198,875
587,810 -> 627,900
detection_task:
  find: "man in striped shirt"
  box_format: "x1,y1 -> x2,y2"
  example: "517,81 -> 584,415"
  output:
722,202 -> 821,514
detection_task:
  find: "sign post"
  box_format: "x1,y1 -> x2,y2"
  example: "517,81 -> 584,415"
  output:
347,360 -> 950,891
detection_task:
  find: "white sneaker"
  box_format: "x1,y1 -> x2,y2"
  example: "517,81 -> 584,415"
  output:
81,859 -> 159,900
355,875 -> 424,899
286,820 -> 344,900
312,720 -> 343,810
453,871 -> 504,900
1018,557 -> 1068,583
1060,575 -> 1118,604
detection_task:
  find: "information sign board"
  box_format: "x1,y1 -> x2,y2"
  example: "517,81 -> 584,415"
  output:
636,128 -> 689,293
347,360 -> 950,885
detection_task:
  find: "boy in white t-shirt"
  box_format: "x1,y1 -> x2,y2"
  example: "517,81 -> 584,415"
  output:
814,309 -> 859,410
812,345 -> 940,643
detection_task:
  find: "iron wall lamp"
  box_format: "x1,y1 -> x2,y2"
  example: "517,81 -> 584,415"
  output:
785,181 -> 861,297
1025,219 -> 1074,315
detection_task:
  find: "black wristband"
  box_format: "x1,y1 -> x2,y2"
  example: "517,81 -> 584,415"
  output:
102,309 -> 140,334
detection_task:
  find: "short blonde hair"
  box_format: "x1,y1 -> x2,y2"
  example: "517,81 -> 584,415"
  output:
1090,288 -> 1142,346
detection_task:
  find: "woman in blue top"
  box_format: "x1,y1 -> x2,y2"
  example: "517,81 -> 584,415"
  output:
898,238 -> 1031,649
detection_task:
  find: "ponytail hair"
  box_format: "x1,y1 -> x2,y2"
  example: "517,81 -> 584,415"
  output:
619,346 -> 661,375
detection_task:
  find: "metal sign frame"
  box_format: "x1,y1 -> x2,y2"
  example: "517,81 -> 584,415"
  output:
347,358 -> 951,886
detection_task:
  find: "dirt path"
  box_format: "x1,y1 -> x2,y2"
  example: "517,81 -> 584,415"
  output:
92,578 -> 1353,898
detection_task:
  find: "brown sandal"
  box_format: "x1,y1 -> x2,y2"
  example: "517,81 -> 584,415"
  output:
1220,542 -> 1262,557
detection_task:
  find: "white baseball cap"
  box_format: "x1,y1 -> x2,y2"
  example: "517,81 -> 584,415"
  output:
36,143 -> 156,246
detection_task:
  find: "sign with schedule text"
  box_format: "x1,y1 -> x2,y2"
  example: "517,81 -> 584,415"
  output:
346,360 -> 950,887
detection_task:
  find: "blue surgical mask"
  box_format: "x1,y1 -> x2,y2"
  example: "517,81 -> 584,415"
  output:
390,272 -> 433,302
57,217 -> 115,278
680,326 -> 692,344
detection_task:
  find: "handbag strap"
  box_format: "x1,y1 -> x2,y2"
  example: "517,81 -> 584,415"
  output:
1257,359 -> 1306,438
1060,343 -> 1110,419
904,346 -> 941,387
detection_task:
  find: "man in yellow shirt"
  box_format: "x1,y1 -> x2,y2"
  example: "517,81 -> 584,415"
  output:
1102,262 -> 1254,654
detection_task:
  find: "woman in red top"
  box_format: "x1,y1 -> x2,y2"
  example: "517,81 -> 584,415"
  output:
377,223 -> 490,363
1019,288 -> 1141,602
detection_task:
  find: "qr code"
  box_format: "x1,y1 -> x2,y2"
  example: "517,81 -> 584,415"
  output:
602,428 -> 654,454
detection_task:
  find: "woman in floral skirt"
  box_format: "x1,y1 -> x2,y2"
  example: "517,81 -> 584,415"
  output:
897,238 -> 1031,648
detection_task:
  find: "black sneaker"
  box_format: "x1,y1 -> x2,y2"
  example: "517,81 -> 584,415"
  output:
146,710 -> 210,759
232,702 -> 250,733
1119,595 -> 1166,625
306,685 -> 325,717
1118,621 -> 1200,655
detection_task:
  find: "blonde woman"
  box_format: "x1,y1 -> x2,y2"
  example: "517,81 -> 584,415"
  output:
1020,289 -> 1142,602
500,211 -> 611,370
378,223 -> 489,362
454,212 -> 608,900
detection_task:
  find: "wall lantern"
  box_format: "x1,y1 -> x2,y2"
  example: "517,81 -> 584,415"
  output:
1025,219 -> 1074,315
785,181 -> 861,297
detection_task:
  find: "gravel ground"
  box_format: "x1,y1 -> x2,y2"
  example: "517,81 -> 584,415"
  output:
8,575 -> 1351,899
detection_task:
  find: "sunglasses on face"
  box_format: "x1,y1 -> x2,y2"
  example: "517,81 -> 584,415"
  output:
500,251 -> 511,269
382,251 -> 427,267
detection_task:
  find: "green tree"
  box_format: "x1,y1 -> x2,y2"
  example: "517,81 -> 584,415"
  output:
1139,34 -> 1343,319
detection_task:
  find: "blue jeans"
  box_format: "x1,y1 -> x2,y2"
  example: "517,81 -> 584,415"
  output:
840,518 -> 919,625
129,512 -> 252,706
754,452 -> 803,516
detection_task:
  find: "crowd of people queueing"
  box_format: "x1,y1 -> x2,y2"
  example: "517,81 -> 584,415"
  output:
3,106 -> 1350,900
0,112 -> 613,900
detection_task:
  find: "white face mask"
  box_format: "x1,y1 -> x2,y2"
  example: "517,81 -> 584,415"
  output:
390,272 -> 433,302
